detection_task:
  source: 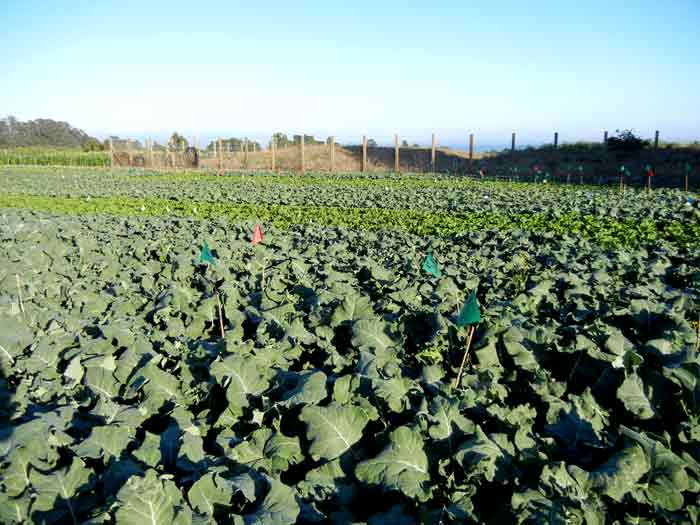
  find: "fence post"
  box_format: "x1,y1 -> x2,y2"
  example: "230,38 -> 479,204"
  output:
362,135 -> 367,172
330,136 -> 335,172
149,138 -> 153,168
394,134 -> 400,174
511,132 -> 516,157
300,135 -> 305,175
553,132 -> 558,149
271,135 -> 276,172
244,138 -> 249,169
109,138 -> 114,168
468,133 -> 474,172
431,133 -> 436,173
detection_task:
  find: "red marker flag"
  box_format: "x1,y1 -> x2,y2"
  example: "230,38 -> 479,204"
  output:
252,223 -> 264,245
645,164 -> 654,178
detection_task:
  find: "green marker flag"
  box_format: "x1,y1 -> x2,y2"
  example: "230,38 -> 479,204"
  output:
619,165 -> 630,177
685,162 -> 692,175
456,292 -> 481,327
200,242 -> 215,265
421,252 -> 442,278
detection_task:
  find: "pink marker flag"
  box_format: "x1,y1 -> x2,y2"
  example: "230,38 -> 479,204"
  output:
252,223 -> 264,245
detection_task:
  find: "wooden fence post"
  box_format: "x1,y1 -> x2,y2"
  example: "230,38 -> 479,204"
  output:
468,133 -> 474,172
109,138 -> 114,168
149,138 -> 153,168
330,136 -> 335,172
431,133 -> 436,173
394,134 -> 400,174
300,135 -> 305,175
271,135 -> 276,172
362,135 -> 367,172
244,138 -> 249,169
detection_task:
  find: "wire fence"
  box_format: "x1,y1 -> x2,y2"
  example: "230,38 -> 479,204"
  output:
1,131 -> 699,190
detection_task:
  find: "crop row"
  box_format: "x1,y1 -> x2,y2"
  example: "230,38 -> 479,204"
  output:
2,167 -> 698,223
0,149 -> 110,167
1,193 -> 699,248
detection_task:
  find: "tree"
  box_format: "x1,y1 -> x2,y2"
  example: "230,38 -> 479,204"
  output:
401,140 -> 409,147
607,129 -> 650,152
272,133 -> 292,148
168,132 -> 189,151
82,139 -> 104,152
367,138 -> 378,147
0,115 -> 98,148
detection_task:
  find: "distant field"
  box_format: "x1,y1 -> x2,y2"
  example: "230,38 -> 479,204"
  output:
0,147 -> 110,166
1,143 -> 698,189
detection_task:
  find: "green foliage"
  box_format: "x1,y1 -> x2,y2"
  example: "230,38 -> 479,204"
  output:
0,148 -> 109,166
0,167 -> 699,523
607,129 -> 651,152
81,138 -> 105,152
0,115 -> 99,148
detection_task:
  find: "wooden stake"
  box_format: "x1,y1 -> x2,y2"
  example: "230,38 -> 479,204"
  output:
271,135 -> 277,172
454,324 -> 476,388
15,274 -> 25,314
215,293 -> 225,339
300,135 -> 305,175
219,138 -> 223,171
109,138 -> 114,169
468,133 -> 474,172
362,135 -> 367,172
685,175 -> 689,192
394,134 -> 400,174
511,132 -> 516,158
330,136 -> 335,172
244,138 -> 249,169
431,133 -> 436,173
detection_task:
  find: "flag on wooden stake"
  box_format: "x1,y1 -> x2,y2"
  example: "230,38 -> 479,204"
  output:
456,292 -> 481,327
421,252 -> 442,278
200,242 -> 215,264
645,164 -> 654,178
252,224 -> 264,245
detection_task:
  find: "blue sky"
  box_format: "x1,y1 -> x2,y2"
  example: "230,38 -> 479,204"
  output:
2,0 -> 698,149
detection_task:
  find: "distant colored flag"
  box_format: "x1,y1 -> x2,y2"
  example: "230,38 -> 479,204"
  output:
577,165 -> 584,173
645,164 -> 654,178
619,165 -> 631,177
685,162 -> 692,175
200,242 -> 215,264
421,252 -> 442,278
456,292 -> 481,327
252,223 -> 264,245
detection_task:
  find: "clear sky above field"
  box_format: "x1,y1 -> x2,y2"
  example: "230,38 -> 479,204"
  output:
2,0 -> 698,149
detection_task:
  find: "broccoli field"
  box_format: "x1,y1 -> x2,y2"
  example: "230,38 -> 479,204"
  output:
2,167 -> 700,524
